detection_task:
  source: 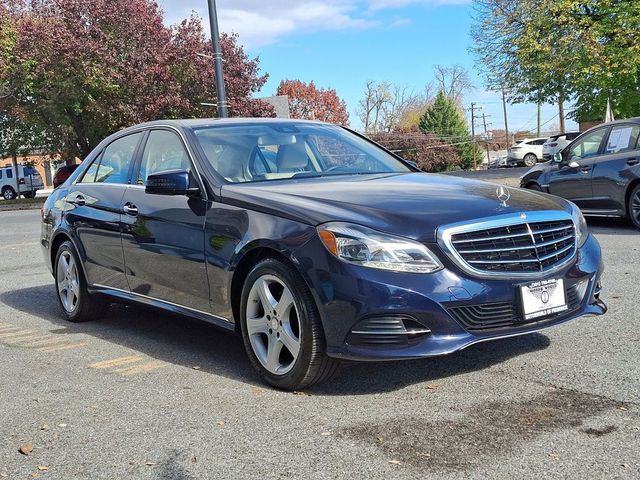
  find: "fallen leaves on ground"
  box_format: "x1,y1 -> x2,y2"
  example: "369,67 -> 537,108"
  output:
321,431 -> 332,436
36,467 -> 48,471
19,444 -> 33,456
388,460 -> 401,465
426,384 -> 440,391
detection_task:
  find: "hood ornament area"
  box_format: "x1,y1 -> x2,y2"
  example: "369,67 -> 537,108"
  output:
496,185 -> 511,207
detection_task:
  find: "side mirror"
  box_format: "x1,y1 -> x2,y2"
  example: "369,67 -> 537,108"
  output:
404,159 -> 419,169
552,153 -> 563,163
145,169 -> 199,196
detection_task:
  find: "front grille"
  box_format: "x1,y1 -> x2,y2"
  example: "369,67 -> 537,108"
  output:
449,219 -> 575,274
448,283 -> 583,332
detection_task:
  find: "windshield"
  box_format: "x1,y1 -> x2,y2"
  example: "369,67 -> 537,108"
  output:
192,122 -> 411,183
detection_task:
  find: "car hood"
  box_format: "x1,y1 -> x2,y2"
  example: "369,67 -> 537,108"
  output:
221,173 -> 570,243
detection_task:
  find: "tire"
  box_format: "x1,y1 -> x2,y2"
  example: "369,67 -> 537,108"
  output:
22,192 -> 33,199
523,153 -> 537,167
2,186 -> 16,200
54,240 -> 109,322
526,183 -> 543,192
628,183 -> 640,230
239,257 -> 338,390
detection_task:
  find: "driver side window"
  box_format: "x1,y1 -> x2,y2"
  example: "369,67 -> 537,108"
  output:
568,129 -> 606,161
138,130 -> 191,185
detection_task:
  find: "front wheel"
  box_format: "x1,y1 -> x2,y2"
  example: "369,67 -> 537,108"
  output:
239,258 -> 338,390
628,184 -> 640,230
55,241 -> 108,322
2,186 -> 16,200
523,153 -> 537,167
526,183 -> 543,192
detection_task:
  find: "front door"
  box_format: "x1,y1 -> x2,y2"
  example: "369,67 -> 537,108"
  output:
120,129 -> 211,313
64,131 -> 143,290
590,124 -> 640,213
547,127 -> 609,208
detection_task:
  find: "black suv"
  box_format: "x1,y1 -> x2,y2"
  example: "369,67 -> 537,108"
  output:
521,118 -> 640,229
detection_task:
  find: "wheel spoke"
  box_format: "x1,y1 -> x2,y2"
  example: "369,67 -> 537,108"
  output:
275,287 -> 294,319
265,336 -> 283,372
256,278 -> 277,312
61,254 -> 70,274
246,315 -> 269,336
279,327 -> 300,359
66,287 -> 75,309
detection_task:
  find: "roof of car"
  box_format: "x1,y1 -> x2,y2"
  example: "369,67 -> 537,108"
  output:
129,117 -> 333,130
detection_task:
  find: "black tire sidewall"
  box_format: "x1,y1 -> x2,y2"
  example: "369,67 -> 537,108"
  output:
629,184 -> 640,229
239,258 -> 320,390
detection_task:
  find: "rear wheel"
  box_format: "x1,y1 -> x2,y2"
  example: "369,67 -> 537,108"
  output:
523,153 -> 537,167
2,186 -> 16,200
55,241 -> 108,322
239,258 -> 338,390
628,184 -> 640,230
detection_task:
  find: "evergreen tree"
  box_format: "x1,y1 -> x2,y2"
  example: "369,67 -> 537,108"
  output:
419,91 -> 477,169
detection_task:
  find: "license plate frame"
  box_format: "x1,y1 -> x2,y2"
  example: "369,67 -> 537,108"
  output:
519,278 -> 568,321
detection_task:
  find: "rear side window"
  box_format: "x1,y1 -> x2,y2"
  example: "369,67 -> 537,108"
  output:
604,125 -> 640,154
137,130 -> 191,184
6,168 -> 12,179
80,132 -> 142,184
0,170 -> 3,180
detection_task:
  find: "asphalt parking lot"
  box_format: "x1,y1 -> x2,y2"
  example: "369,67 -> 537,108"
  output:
0,209 -> 638,479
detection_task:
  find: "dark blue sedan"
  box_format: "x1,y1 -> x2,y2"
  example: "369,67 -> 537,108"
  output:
41,119 -> 607,389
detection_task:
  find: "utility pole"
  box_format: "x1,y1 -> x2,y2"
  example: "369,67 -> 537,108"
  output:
470,102 -> 476,170
501,86 -> 510,149
537,102 -> 542,137
482,113 -> 491,168
207,0 -> 229,118
558,92 -> 565,134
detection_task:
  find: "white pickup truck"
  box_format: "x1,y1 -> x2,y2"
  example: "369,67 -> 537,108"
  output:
1,164 -> 44,200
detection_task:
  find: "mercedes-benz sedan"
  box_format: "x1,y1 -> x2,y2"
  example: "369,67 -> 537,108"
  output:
41,119 -> 606,389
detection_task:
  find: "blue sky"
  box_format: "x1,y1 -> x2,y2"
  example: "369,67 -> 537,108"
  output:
159,0 -> 576,134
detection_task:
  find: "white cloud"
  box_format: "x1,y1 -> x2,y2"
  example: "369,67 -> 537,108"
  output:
158,0 -> 468,48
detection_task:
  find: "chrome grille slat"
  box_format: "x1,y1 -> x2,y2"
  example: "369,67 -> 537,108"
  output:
444,216 -> 576,275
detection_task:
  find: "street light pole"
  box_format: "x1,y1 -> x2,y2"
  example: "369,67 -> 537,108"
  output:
206,0 -> 229,118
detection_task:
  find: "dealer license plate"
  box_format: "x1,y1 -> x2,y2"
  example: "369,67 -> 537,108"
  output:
520,278 -> 568,321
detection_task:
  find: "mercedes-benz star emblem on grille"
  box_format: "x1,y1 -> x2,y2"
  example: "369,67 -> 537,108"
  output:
496,185 -> 511,207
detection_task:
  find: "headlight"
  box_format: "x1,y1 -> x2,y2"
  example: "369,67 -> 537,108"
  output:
317,222 -> 442,273
570,203 -> 589,247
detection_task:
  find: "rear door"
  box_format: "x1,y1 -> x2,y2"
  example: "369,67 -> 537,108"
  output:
64,131 -> 144,290
547,127 -> 609,207
120,128 -> 211,313
589,124 -> 640,214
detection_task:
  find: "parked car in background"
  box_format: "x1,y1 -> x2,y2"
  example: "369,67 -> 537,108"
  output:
521,118 -> 640,229
42,118 -> 606,389
1,164 -> 44,199
507,137 -> 548,167
488,154 -> 508,169
53,164 -> 80,188
542,132 -> 581,160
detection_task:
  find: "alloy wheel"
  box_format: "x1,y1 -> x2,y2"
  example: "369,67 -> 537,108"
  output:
3,188 -> 15,200
57,250 -> 80,313
245,274 -> 301,375
632,189 -> 640,225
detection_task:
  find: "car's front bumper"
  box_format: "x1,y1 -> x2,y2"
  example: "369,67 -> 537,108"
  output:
294,234 -> 605,361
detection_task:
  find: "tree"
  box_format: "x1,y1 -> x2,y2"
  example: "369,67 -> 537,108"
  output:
0,0 -> 274,160
471,0 -> 640,125
419,91 -> 479,169
368,127 -> 462,172
276,79 -> 349,125
433,65 -> 474,106
357,81 -> 433,133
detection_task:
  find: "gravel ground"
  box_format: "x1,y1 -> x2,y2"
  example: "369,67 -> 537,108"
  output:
0,209 -> 638,480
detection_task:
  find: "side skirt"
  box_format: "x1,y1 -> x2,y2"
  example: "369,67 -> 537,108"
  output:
89,284 -> 236,334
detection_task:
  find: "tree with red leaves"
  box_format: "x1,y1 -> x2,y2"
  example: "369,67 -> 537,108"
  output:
0,0 -> 274,159
276,80 -> 349,126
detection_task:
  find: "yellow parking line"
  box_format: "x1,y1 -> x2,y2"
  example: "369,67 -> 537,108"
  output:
0,330 -> 33,338
3,334 -> 48,344
88,355 -> 144,369
18,336 -> 70,347
37,343 -> 87,352
114,361 -> 167,376
0,325 -> 20,332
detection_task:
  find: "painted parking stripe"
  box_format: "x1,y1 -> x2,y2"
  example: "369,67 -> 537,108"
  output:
0,325 -> 21,332
114,360 -> 167,376
37,343 -> 87,352
3,334 -> 48,344
89,355 -> 144,369
0,330 -> 34,338
17,336 -> 73,347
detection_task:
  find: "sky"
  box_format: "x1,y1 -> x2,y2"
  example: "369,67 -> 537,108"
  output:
158,0 -> 577,134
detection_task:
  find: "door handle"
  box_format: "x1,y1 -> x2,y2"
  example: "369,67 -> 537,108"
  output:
72,194 -> 85,206
123,203 -> 138,216
627,158 -> 639,166
581,166 -> 591,173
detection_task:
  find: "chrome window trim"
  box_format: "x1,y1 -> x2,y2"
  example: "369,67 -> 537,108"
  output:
437,210 -> 577,279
